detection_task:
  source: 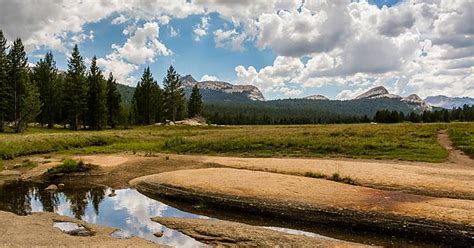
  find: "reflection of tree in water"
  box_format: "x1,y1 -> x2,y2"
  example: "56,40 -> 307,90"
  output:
88,187 -> 106,215
0,181 -> 32,215
63,188 -> 89,219
63,186 -> 107,219
0,181 -> 108,219
33,188 -> 60,213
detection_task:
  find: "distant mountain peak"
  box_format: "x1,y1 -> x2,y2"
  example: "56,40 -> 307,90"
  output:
180,74 -> 197,84
355,86 -> 393,100
303,95 -> 329,100
180,74 -> 265,101
355,86 -> 432,111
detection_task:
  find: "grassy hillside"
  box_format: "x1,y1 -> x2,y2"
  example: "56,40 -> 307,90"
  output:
0,123 -> 467,162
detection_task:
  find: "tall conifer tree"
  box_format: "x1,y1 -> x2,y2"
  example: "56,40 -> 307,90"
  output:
162,65 -> 185,122
187,84 -> 202,118
7,38 -> 41,133
131,67 -> 161,125
0,31 -> 8,132
64,44 -> 87,130
33,51 -> 60,128
106,72 -> 122,128
86,56 -> 107,130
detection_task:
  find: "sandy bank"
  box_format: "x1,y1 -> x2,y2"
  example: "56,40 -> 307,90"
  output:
0,211 -> 161,247
131,168 -> 474,245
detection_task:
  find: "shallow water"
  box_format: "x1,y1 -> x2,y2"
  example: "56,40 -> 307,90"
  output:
0,181 -> 209,247
0,180 -> 442,247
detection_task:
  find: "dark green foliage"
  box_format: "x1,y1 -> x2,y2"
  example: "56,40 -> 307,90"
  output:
0,31 -> 8,132
374,105 -> 474,124
187,84 -> 202,118
86,56 -> 107,130
116,83 -> 134,105
132,67 -> 162,125
47,159 -> 96,174
162,66 -> 185,122
33,51 -> 61,128
64,44 -> 88,130
7,38 -> 41,133
106,72 -> 122,128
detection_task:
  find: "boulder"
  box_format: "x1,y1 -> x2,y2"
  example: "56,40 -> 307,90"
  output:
45,184 -> 58,191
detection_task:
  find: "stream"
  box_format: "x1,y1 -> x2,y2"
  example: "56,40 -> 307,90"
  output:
0,180 -> 440,247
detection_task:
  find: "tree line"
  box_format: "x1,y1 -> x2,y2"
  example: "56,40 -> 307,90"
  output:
373,105 -> 474,123
204,101 -> 474,125
0,30 -> 202,132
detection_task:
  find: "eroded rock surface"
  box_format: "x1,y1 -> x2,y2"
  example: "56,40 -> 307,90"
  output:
152,217 -> 365,247
131,168 -> 474,245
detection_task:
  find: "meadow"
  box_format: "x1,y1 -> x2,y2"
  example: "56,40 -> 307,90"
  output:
0,123 -> 472,163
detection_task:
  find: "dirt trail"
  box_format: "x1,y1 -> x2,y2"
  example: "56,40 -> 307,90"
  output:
131,168 -> 474,245
437,130 -> 474,166
152,217 -> 368,247
0,211 -> 161,247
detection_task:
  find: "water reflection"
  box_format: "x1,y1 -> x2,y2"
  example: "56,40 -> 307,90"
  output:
0,181 -> 207,247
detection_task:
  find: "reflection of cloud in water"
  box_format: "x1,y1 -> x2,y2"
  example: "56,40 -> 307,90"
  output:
30,187 -> 207,247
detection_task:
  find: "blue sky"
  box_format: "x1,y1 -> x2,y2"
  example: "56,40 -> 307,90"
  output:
4,0 -> 471,99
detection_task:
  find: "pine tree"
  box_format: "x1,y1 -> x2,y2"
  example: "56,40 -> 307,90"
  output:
7,39 -> 41,133
86,56 -> 107,130
64,44 -> 88,130
131,67 -> 162,125
162,65 -> 185,122
106,72 -> 122,128
0,31 -> 8,132
33,51 -> 60,128
187,84 -> 202,118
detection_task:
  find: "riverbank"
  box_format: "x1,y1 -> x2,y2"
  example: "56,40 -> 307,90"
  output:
0,211 -> 160,247
131,168 -> 474,246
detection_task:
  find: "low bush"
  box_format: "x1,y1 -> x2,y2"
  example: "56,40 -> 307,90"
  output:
47,159 -> 97,174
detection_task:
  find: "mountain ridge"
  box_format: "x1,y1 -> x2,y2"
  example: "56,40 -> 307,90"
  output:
180,75 -> 265,101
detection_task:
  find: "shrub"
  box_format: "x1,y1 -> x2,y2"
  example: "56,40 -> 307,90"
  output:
47,159 -> 96,174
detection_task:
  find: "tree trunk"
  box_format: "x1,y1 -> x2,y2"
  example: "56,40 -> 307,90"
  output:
74,114 -> 79,131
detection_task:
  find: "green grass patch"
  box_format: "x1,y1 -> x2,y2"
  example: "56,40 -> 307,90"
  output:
47,159 -> 97,174
304,172 -> 356,185
0,123 -> 470,162
12,159 -> 38,169
448,123 -> 474,159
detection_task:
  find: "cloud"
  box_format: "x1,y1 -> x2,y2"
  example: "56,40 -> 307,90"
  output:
193,16 -> 210,41
235,56 -> 304,93
213,29 -> 247,51
1,0 -> 473,98
113,22 -> 171,65
96,52 -> 138,86
200,74 -> 219,81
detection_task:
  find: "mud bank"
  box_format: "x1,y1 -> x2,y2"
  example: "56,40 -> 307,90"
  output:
131,168 -> 474,246
0,211 -> 161,247
152,217 -> 367,247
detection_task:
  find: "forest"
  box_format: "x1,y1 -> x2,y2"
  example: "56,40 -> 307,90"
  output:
0,31 -> 202,133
